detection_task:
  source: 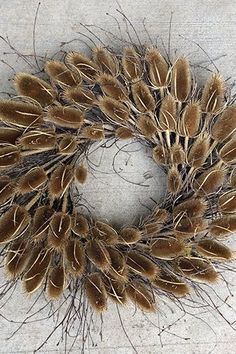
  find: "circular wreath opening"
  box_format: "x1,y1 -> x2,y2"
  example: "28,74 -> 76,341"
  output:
0,45 -> 235,314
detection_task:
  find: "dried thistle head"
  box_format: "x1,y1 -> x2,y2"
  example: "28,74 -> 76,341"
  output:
201,73 -> 225,113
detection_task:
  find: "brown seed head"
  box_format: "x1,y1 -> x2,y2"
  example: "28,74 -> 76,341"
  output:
131,80 -> 155,112
153,269 -> 190,297
47,264 -> 65,299
48,212 -> 71,250
145,47 -> 169,88
85,272 -> 107,312
47,106 -> 84,129
171,57 -> 191,102
179,101 -> 201,137
45,60 -> 78,87
137,114 -> 157,137
18,167 -> 47,194
196,239 -> 233,260
14,73 -> 56,107
126,280 -> 156,312
63,86 -> 96,108
93,46 -> 118,76
66,52 -> 98,82
64,239 -> 86,277
126,251 -> 159,280
201,73 -> 225,113
150,237 -> 185,259
158,94 -> 177,131
122,47 -> 142,82
97,73 -> 128,101
211,106 -> 236,142
177,257 -> 218,283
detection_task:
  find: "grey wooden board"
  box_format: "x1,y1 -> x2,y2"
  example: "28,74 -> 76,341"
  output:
0,0 -> 236,353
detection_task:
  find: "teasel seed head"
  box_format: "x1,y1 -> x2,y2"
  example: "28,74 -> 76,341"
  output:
44,60 -> 79,87
18,166 -> 47,194
48,164 -> 74,199
177,257 -> 218,284
0,204 -> 30,244
122,47 -> 142,82
131,80 -> 155,113
193,165 -> 226,195
48,212 -> 71,250
0,127 -> 22,144
201,73 -> 225,113
97,73 -> 128,101
104,277 -> 127,305
93,46 -> 118,76
115,127 -> 134,139
137,114 -> 158,137
187,134 -> 210,169
85,272 -> 107,312
0,176 -> 17,204
209,215 -> 236,238
118,227 -> 141,244
126,251 -> 159,280
86,239 -> 111,271
47,262 -> 65,299
173,198 -> 207,218
107,247 -> 127,282
75,163 -> 88,184
18,128 -> 57,151
158,94 -> 177,131
219,191 -> 236,214
5,240 -> 30,278
66,52 -> 98,82
171,57 -> 191,102
196,239 -> 233,261
150,236 -> 185,260
93,221 -> 118,245
58,134 -> 77,155
167,166 -> 182,193
153,269 -> 190,297
98,96 -> 130,122
81,124 -> 105,140
153,145 -> 169,165
126,280 -> 156,312
64,238 -> 86,277
23,247 -> 51,294
178,101 -> 201,137
47,106 -> 85,129
71,213 -> 89,237
145,47 -> 169,88
219,138 -> 236,165
31,206 -> 54,242
211,105 -> 236,142
63,86 -> 97,108
14,73 -> 56,107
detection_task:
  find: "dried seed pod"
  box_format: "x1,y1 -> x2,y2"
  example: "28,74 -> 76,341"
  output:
23,248 -> 51,293
153,145 -> 169,165
142,221 -> 162,236
219,191 -> 236,214
31,206 -> 54,242
173,198 -> 207,218
177,257 -> 218,283
63,86 -> 96,108
0,176 -> 17,204
107,247 -> 127,281
137,114 -> 157,137
0,127 -> 22,144
152,207 -> 170,222
75,164 -> 88,184
179,101 -> 201,137
48,164 -> 74,199
153,270 -> 190,297
122,47 -> 142,82
115,127 -> 134,139
47,264 -> 65,299
45,60 -> 78,87
81,124 -> 105,140
0,144 -> 21,168
64,239 -> 86,277
0,100 -> 43,128
98,96 -> 130,122
131,80 -> 155,112
66,52 -> 98,82
145,47 -> 169,88
71,213 -> 89,237
201,73 -> 225,113
119,227 -> 141,244
126,251 -> 159,280
5,240 -> 30,278
167,166 -> 182,193
105,278 -> 127,304
159,94 -> 176,131
85,272 -> 107,312
18,167 -> 47,194
93,46 -> 118,76
170,143 -> 185,165
14,73 -> 56,107
93,221 -> 118,245
48,212 -> 71,249
187,134 -> 210,168
171,57 -> 191,102
47,106 -> 84,129
126,280 -> 156,312
174,216 -> 207,239
86,239 -> 111,271
97,73 -> 128,100
196,239 -> 233,260
209,216 -> 236,238
230,168 -> 236,188
193,166 -> 226,195
18,128 -> 57,151
0,204 -> 30,244
219,139 -> 236,165
211,106 -> 236,142
58,134 -> 77,155
150,237 -> 185,259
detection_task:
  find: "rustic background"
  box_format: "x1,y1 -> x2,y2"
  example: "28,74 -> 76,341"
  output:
0,0 -> 235,353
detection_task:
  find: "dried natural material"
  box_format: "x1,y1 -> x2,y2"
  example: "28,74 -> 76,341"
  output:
0,34 -> 235,352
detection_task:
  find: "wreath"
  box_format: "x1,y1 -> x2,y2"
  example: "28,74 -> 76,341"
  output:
0,40 -> 235,332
